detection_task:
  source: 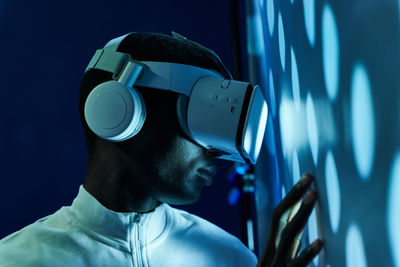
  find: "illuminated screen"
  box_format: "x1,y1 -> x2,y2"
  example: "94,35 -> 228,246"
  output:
246,0 -> 400,265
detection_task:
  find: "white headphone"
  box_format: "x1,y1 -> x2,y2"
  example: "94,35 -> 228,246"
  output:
84,52 -> 147,142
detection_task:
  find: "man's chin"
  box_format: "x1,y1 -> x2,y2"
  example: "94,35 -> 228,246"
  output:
160,190 -> 203,206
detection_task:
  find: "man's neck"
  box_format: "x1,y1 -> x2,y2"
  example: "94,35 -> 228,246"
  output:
83,142 -> 161,213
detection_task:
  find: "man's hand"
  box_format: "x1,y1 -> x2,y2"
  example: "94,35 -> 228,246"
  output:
257,174 -> 323,267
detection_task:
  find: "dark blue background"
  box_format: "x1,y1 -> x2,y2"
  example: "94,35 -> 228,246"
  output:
0,0 -> 249,241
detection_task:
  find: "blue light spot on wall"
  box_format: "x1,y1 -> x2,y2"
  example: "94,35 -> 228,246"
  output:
292,150 -> 300,185
306,93 -> 319,165
265,112 -> 277,155
269,69 -> 276,118
308,208 -> 319,266
279,98 -> 296,159
387,152 -> 400,267
303,0 -> 315,46
291,47 -> 301,112
267,0 -> 275,37
346,224 -> 367,267
281,184 -> 286,199
351,63 -> 375,180
246,15 -> 265,56
322,5 -> 339,101
278,12 -> 286,71
325,150 -> 341,234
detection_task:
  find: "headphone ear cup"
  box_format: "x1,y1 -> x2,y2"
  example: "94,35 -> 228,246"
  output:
84,80 -> 146,141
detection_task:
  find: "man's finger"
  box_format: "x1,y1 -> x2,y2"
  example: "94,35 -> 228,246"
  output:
263,174 -> 315,260
274,190 -> 318,263
287,239 -> 323,267
286,190 -> 318,236
272,174 -> 314,223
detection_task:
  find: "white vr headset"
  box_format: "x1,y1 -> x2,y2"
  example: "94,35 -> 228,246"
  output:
84,32 -> 268,165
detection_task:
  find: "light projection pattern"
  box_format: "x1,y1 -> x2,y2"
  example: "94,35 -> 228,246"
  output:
306,93 -> 319,165
279,96 -> 308,161
247,13 -> 265,56
325,150 -> 341,234
268,69 -> 277,118
345,224 -> 367,267
350,63 -> 375,181
291,47 -> 301,112
278,12 -> 286,71
249,0 -> 399,264
388,152 -> 400,267
281,184 -> 286,199
279,97 -> 307,160
279,99 -> 295,159
303,0 -> 315,46
265,114 -> 277,156
292,150 -> 300,185
322,5 -> 339,102
266,0 -> 274,37
308,208 -> 319,266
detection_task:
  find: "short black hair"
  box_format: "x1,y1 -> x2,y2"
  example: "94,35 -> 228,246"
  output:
78,32 -> 231,156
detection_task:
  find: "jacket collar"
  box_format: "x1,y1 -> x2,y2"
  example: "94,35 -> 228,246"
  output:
69,185 -> 168,244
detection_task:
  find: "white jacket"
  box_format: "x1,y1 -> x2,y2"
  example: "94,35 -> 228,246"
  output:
0,185 -> 257,267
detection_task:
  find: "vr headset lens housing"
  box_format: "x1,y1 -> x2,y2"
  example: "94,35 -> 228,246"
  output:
241,87 -> 268,164
187,77 -> 268,165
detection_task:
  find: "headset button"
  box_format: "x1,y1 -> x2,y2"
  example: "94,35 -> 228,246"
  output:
209,94 -> 218,100
218,95 -> 229,102
229,97 -> 237,103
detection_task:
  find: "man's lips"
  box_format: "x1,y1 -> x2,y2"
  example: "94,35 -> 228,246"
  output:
197,166 -> 218,186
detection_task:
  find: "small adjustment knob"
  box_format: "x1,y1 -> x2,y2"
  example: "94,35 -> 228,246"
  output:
221,79 -> 231,89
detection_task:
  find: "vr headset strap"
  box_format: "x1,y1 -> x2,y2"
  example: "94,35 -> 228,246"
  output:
135,61 -> 223,96
85,32 -> 225,97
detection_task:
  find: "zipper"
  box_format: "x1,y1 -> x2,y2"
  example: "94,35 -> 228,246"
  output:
132,213 -> 145,267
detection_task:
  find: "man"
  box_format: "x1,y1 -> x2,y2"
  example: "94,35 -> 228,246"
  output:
0,32 -> 322,266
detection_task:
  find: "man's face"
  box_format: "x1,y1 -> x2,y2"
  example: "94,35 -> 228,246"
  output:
116,90 -> 218,205
149,134 -> 217,205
